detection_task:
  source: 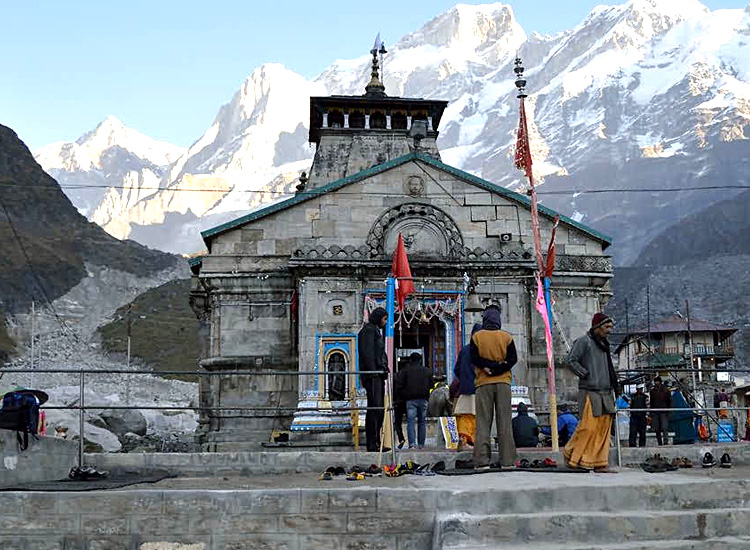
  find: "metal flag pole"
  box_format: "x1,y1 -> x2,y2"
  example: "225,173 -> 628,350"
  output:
514,57 -> 560,452
385,276 -> 397,465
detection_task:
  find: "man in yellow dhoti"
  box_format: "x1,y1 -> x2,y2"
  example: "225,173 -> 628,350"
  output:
563,313 -> 618,472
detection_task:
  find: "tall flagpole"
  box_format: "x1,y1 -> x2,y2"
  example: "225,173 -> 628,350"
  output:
385,276 -> 397,464
514,57 -> 560,452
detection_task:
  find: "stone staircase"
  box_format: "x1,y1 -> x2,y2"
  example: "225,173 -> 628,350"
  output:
433,477 -> 750,550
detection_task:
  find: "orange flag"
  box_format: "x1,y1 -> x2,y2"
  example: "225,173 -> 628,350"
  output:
392,233 -> 415,311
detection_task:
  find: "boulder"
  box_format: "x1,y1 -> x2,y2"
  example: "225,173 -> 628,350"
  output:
101,409 -> 147,437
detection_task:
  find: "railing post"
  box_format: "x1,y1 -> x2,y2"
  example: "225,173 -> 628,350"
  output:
614,409 -> 622,468
79,370 -> 84,469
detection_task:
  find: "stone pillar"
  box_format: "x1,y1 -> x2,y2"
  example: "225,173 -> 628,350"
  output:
344,114 -> 350,129
322,112 -> 328,128
365,114 -> 371,129
386,114 -> 392,129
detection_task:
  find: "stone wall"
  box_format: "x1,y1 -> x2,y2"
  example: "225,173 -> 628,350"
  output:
0,431 -> 77,486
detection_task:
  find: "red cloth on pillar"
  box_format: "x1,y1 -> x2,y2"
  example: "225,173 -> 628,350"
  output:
392,233 -> 415,311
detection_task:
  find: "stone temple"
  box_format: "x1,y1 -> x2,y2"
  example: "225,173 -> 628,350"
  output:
189,52 -> 613,451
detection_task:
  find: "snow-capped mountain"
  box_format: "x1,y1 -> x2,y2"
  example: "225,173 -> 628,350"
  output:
34,116 -> 184,218
35,0 -> 750,261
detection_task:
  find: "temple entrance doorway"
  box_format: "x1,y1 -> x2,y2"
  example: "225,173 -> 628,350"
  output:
395,316 -> 447,379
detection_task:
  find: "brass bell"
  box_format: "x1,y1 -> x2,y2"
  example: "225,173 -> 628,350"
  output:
464,291 -> 484,312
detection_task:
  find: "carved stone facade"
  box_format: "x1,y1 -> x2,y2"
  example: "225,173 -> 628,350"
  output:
190,76 -> 613,450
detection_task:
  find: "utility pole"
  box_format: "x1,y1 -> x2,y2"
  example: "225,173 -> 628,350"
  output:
625,298 -> 631,375
126,303 -> 132,369
646,283 -> 652,375
30,300 -> 35,387
686,300 -> 697,396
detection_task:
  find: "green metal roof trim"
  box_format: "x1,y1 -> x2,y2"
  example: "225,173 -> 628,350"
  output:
201,152 -> 612,247
187,256 -> 203,268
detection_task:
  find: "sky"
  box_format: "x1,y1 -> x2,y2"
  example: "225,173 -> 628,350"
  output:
1,0 -> 747,150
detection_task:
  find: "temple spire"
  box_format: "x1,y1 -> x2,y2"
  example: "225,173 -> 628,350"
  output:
365,34 -> 387,97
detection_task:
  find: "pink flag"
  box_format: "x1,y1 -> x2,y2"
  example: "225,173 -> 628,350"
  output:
535,276 -> 555,381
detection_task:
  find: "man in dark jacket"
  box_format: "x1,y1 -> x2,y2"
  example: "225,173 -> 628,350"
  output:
563,312 -> 618,471
358,307 -> 389,452
395,352 -> 433,448
629,384 -> 648,447
650,376 -> 672,445
512,402 -> 539,448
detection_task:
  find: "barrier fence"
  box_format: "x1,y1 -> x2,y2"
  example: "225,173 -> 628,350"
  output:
2,367 -> 748,470
0,368 -> 389,468
613,406 -> 748,467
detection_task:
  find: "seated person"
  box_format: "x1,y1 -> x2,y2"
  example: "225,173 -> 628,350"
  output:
541,404 -> 579,446
512,402 -> 539,447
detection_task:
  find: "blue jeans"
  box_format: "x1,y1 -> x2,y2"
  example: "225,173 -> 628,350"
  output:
406,399 -> 428,448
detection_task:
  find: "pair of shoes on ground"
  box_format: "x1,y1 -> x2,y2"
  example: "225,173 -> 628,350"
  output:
68,466 -> 109,481
515,457 -> 557,469
641,453 -> 678,473
670,456 -> 694,469
703,452 -> 731,468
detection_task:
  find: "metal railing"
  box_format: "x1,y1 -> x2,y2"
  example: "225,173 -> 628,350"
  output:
0,368 -> 390,468
613,405 -> 747,467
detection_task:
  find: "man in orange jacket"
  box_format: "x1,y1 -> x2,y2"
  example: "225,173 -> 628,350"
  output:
470,304 -> 518,469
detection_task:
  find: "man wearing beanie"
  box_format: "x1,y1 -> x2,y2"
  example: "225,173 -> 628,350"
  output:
563,312 -> 618,472
470,304 -> 518,469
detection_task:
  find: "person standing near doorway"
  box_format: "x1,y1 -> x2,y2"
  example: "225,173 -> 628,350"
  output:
452,323 -> 482,451
650,376 -> 672,445
629,384 -> 648,448
471,304 -> 518,469
358,307 -> 389,452
563,313 -> 618,472
395,352 -> 433,448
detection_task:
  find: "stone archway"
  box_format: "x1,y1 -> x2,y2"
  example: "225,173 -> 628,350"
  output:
366,203 -> 464,258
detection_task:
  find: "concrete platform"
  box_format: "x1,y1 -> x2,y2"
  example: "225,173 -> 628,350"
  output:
83,441 -> 750,478
1,465 -> 749,549
0,431 -> 77,486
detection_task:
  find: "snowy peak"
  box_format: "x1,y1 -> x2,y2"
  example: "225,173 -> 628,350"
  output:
399,3 -> 523,51
35,116 -> 184,173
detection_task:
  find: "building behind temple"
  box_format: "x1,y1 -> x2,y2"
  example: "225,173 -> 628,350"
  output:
189,51 -> 613,451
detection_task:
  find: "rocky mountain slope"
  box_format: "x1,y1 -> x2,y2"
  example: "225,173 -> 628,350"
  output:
0,124 -> 183,359
35,0 -> 750,261
607,189 -> 750,376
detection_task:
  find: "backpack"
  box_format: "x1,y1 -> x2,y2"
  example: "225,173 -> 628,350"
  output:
0,390 -> 47,451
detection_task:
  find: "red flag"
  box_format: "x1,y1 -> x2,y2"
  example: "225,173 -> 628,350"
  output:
542,216 -> 560,278
515,98 -> 533,179
392,233 -> 415,312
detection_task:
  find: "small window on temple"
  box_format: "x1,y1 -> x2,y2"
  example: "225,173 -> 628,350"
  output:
328,110 -> 344,128
327,352 -> 347,401
391,112 -> 407,129
370,111 -> 386,129
349,111 -> 365,128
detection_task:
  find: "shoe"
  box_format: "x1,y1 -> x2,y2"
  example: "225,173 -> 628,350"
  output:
702,452 -> 716,468
720,453 -> 732,468
319,471 -> 333,481
346,472 -> 365,481
366,464 -> 382,475
515,458 -> 530,468
397,440 -> 405,449
474,465 -> 491,471
543,457 -> 558,468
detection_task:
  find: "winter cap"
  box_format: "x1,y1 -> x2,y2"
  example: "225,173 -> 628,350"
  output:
591,312 -> 614,329
482,305 -> 502,330
517,402 -> 528,414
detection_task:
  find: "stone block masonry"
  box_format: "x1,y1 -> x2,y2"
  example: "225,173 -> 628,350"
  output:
0,431 -> 77,486
1,470 -> 748,549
